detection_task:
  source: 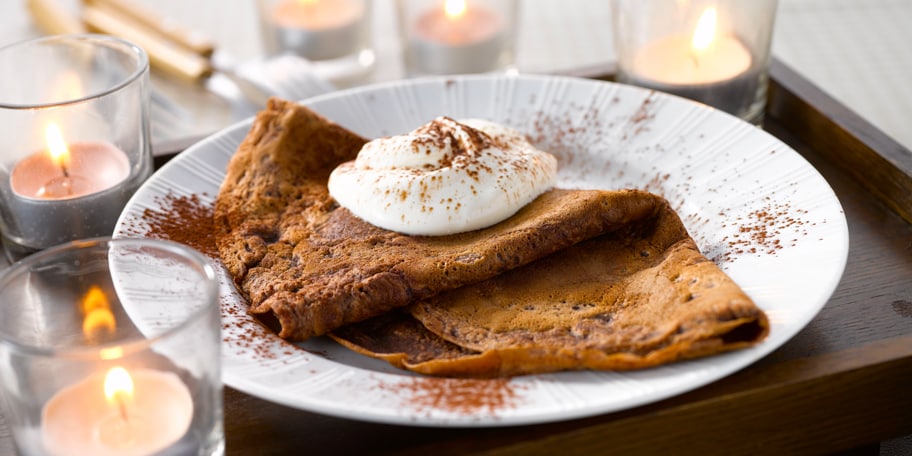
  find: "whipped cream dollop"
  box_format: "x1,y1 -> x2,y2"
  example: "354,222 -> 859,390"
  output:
327,117 -> 557,236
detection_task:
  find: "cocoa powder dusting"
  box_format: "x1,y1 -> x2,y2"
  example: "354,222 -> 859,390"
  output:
221,300 -> 300,362
121,191 -> 307,362
629,93 -> 656,129
121,192 -> 218,258
378,377 -> 526,416
712,199 -> 815,264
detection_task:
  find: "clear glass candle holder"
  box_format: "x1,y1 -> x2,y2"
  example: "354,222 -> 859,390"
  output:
0,237 -> 223,456
611,0 -> 779,124
0,34 -> 154,261
258,0 -> 375,87
397,0 -> 518,76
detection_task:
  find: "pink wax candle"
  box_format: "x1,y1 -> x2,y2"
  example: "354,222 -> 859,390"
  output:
408,0 -> 507,74
10,124 -> 129,200
269,0 -> 367,60
41,366 -> 194,456
3,123 -> 133,252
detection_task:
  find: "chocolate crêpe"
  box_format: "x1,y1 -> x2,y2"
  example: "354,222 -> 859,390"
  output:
214,98 -> 768,376
332,195 -> 768,377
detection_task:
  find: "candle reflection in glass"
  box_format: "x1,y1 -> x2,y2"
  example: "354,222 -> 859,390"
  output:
36,285 -> 196,456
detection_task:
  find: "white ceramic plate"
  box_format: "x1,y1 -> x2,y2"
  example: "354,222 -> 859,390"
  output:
115,75 -> 848,427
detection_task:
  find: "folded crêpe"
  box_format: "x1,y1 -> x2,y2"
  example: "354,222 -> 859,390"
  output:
215,98 -> 768,375
331,197 -> 769,377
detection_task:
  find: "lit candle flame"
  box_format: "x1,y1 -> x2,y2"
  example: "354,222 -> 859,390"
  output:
691,7 -> 717,52
81,285 -> 116,342
104,367 -> 134,422
444,0 -> 467,19
45,123 -> 71,177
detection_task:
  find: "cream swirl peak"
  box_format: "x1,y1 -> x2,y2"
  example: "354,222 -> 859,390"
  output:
327,117 -> 557,236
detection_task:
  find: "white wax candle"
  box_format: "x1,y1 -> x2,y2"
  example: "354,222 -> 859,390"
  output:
41,368 -> 193,456
408,0 -> 506,74
622,7 -> 758,116
270,0 -> 366,60
631,35 -> 751,85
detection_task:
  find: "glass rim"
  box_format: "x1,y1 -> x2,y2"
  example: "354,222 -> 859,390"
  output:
0,33 -> 150,110
0,237 -> 220,359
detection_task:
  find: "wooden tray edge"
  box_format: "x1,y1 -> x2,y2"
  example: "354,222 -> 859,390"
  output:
766,58 -> 912,224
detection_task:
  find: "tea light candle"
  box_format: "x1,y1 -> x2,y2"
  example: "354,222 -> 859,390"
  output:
626,7 -> 758,114
269,0 -> 366,60
409,0 -> 506,74
4,123 -> 131,251
11,124 -> 129,199
41,366 -> 194,456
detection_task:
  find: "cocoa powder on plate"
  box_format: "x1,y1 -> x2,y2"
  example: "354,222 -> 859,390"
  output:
122,191 -> 309,361
121,192 -> 218,258
377,377 -> 526,416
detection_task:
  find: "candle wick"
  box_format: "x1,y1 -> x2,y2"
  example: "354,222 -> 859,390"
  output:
115,393 -> 129,423
60,163 -> 70,179
690,51 -> 700,69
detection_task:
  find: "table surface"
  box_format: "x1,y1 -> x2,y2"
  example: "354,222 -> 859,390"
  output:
1,1 -> 912,455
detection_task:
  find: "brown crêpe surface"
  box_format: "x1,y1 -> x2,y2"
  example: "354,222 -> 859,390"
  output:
331,200 -> 769,378
214,98 -> 674,341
